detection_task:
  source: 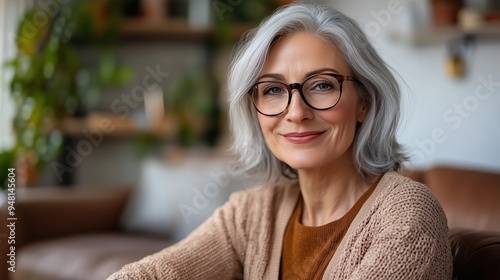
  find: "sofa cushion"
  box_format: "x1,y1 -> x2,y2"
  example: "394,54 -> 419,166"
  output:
449,229 -> 500,280
425,166 -> 500,232
14,233 -> 169,280
120,157 -> 254,242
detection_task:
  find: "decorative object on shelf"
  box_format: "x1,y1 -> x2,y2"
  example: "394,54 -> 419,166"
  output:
141,0 -> 167,22
431,0 -> 464,27
188,0 -> 211,29
458,8 -> 485,30
445,49 -> 465,78
445,35 -> 475,79
144,88 -> 166,128
1,0 -> 132,186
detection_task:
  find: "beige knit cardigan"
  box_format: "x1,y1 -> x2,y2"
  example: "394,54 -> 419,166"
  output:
108,171 -> 453,279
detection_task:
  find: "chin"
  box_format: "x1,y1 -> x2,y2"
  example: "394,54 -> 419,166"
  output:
279,153 -> 330,170
275,144 -> 353,172
288,162 -> 328,171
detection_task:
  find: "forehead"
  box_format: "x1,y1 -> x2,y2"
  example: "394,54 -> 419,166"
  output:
261,32 -> 352,79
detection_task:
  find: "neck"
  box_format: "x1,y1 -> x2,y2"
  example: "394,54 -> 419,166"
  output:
297,160 -> 375,227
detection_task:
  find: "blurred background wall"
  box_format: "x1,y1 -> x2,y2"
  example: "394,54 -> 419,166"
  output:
332,0 -> 500,171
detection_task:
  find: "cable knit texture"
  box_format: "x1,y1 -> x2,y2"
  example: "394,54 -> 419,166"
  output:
107,171 -> 452,279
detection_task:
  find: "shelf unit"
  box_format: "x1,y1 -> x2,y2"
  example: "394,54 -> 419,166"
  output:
121,19 -> 255,40
59,114 -> 175,140
390,23 -> 500,45
121,19 -> 210,40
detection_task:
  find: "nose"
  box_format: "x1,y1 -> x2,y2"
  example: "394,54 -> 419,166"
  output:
284,89 -> 313,123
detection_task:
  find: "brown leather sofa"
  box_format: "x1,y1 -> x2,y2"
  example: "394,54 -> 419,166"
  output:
0,186 -> 171,280
404,166 -> 500,280
1,165 -> 499,280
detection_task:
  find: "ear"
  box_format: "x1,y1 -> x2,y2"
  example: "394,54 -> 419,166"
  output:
356,100 -> 368,123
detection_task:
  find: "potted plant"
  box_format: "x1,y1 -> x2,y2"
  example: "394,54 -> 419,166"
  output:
0,0 -> 131,187
167,74 -> 221,147
431,0 -> 464,27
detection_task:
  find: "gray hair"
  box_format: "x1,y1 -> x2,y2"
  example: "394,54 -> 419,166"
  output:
228,3 -> 407,183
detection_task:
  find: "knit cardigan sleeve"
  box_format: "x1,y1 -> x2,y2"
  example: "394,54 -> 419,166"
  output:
331,178 -> 453,280
107,190 -> 251,280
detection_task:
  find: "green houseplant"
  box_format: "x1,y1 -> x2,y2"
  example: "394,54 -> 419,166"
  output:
0,0 -> 131,188
167,74 -> 221,147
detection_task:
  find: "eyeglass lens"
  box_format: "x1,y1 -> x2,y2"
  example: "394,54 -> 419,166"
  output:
251,74 -> 342,115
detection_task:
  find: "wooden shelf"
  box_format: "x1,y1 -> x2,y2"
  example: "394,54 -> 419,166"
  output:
59,114 -> 175,140
121,19 -> 211,40
121,19 -> 254,40
390,23 -> 500,45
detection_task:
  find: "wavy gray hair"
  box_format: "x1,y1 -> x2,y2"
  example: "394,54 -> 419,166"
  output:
228,3 -> 407,183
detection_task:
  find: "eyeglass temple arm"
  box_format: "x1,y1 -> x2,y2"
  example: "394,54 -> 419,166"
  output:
346,76 -> 358,82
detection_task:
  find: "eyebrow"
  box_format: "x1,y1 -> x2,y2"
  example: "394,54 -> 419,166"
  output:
257,67 -> 341,82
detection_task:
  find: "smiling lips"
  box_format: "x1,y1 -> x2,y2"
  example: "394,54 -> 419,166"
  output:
282,131 -> 326,144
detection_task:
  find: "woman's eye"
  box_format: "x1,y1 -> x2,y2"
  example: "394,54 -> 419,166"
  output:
264,86 -> 285,95
316,83 -> 332,90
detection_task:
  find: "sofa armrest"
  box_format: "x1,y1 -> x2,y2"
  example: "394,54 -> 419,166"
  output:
0,185 -> 133,280
450,228 -> 500,280
425,166 -> 500,232
0,185 -> 132,247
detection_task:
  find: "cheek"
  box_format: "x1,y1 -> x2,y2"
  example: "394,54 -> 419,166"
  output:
257,114 -> 283,155
257,114 -> 277,140
320,102 -> 358,127
258,114 -> 276,131
325,88 -> 362,127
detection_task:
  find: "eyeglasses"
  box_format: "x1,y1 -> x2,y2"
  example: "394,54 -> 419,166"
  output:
249,72 -> 358,116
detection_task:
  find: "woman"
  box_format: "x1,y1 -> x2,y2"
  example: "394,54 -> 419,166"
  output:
109,3 -> 452,279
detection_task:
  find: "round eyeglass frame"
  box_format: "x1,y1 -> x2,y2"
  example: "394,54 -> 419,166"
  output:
248,72 -> 359,116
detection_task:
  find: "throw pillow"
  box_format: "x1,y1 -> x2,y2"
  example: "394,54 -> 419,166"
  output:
120,156 -> 254,242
